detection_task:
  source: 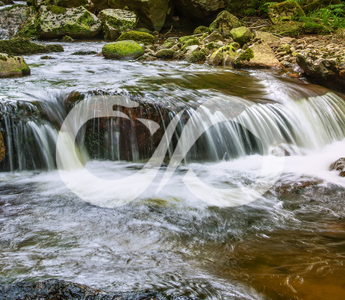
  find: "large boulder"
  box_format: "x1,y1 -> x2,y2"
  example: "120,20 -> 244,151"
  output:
117,30 -> 154,44
230,27 -> 253,47
0,37 -> 64,55
0,53 -> 30,78
37,5 -> 102,39
234,42 -> 283,69
0,131 -> 5,163
296,55 -> 345,92
268,1 -> 305,25
108,0 -> 170,32
330,158 -> 345,177
16,6 -> 38,38
98,9 -> 137,40
0,4 -> 30,39
174,0 -> 226,19
102,40 -> 144,60
209,10 -> 240,38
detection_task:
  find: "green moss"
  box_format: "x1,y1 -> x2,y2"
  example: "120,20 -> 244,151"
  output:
102,40 -> 144,60
179,36 -> 195,44
47,5 -> 67,15
62,35 -> 74,42
268,1 -> 305,24
0,38 -> 63,55
117,31 -> 154,44
302,22 -> 329,34
236,48 -> 254,62
156,49 -> 175,59
193,26 -> 210,35
205,42 -> 218,50
181,37 -> 200,49
230,27 -> 253,46
185,50 -> 206,63
263,21 -> 304,37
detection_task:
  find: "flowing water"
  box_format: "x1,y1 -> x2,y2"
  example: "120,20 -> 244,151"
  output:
0,42 -> 345,299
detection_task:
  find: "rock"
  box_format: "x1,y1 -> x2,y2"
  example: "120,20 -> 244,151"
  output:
156,49 -> 175,59
208,43 -> 238,66
0,53 -> 30,78
37,5 -> 102,39
181,37 -> 200,49
157,37 -> 176,50
203,31 -> 224,43
193,25 -> 210,35
234,42 -> 283,69
108,0 -> 170,32
296,55 -> 345,92
62,35 -> 73,42
183,45 -> 199,57
117,30 -> 155,44
0,4 -> 30,39
14,6 -> 38,38
98,9 -> 137,40
230,27 -> 253,47
0,279 -> 177,300
330,158 -> 345,177
0,37 -> 64,55
209,10 -> 240,38
185,50 -> 206,63
174,0 -> 226,19
102,40 -> 144,60
254,31 -> 280,44
0,131 -> 5,163
268,1 -> 305,25
263,21 -> 304,37
72,51 -> 97,55
278,43 -> 291,53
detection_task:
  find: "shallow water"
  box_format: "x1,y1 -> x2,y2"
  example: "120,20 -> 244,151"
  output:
0,42 -> 345,299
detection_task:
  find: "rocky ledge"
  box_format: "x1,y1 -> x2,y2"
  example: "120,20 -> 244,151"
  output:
0,279 -> 190,300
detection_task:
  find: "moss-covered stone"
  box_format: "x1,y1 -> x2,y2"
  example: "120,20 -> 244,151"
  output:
98,9 -> 137,40
209,10 -> 240,37
230,27 -> 253,47
117,30 -> 154,44
208,44 -> 238,66
0,37 -> 64,55
102,40 -> 144,60
0,131 -> 4,163
156,49 -> 175,59
181,37 -> 200,50
178,35 -> 194,44
203,31 -> 224,43
185,50 -> 206,63
15,6 -> 38,38
193,25 -> 210,35
205,42 -> 218,50
263,21 -> 304,37
268,1 -> 305,25
37,5 -> 102,39
62,35 -> 73,42
0,53 -> 30,78
302,22 -> 329,34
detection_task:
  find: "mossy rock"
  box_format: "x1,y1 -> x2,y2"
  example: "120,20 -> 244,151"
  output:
98,9 -> 137,40
234,48 -> 254,65
0,131 -> 4,163
0,37 -> 64,55
62,35 -> 73,42
302,22 -> 329,35
209,10 -> 240,38
117,30 -> 154,44
203,31 -> 224,43
263,21 -> 304,37
156,49 -> 175,59
159,38 -> 176,50
230,27 -> 253,47
136,28 -> 153,35
268,1 -> 305,25
0,53 -> 31,78
178,35 -> 195,44
185,50 -> 206,63
205,42 -> 218,50
37,5 -> 102,39
208,44 -> 238,66
181,37 -> 200,49
15,6 -> 38,38
193,26 -> 210,35
102,40 -> 144,60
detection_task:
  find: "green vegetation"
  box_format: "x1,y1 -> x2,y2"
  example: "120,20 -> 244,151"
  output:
0,38 -> 64,55
102,40 -> 144,60
117,31 -> 154,44
47,6 -> 67,15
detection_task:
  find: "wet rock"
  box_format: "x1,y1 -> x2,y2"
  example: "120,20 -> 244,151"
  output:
156,48 -> 175,59
37,5 -> 102,39
209,10 -> 240,38
330,158 -> 345,177
296,54 -> 345,92
0,4 -> 30,39
102,40 -> 144,60
0,131 -> 4,163
62,35 -> 74,42
230,26 -> 253,47
0,37 -> 64,55
185,50 -> 206,63
0,279 -> 183,300
209,43 -> 238,66
72,51 -> 98,55
117,30 -> 155,44
108,0 -> 170,32
0,53 -> 30,78
234,42 -> 282,69
98,9 -> 137,41
174,0 -> 226,19
268,1 -> 305,25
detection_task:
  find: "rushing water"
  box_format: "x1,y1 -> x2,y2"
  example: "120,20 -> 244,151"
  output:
0,42 -> 345,299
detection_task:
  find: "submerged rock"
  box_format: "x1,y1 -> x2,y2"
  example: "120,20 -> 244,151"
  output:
268,1 -> 305,25
102,40 -> 144,60
37,5 -> 102,39
0,131 -> 4,163
330,158 -> 345,177
209,10 -> 240,38
98,9 -> 137,40
0,53 -> 30,78
0,37 -> 64,55
117,30 -> 155,44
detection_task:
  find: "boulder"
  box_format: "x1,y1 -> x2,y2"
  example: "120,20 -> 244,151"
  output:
268,1 -> 305,25
27,0 -> 94,11
0,37 -> 64,55
185,50 -> 206,63
296,55 -> 345,92
230,27 -> 253,47
330,158 -> 345,177
16,6 -> 38,38
208,43 -> 238,66
174,0 -> 226,19
209,10 -> 240,38
98,9 -> 137,40
102,40 -> 144,60
193,25 -> 210,35
0,4 -> 30,39
263,21 -> 304,37
156,49 -> 175,59
37,5 -> 102,39
117,30 -> 154,44
157,37 -> 176,50
203,31 -> 224,43
254,31 -> 280,44
0,131 -> 4,163
234,42 -> 283,69
0,53 -> 30,78
108,0 -> 170,32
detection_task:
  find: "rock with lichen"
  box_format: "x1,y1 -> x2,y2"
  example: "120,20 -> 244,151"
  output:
156,48 -> 175,59
117,30 -> 154,44
0,53 -> 30,78
230,27 -> 253,47
268,1 -> 305,25
209,10 -> 240,37
102,40 -> 144,60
